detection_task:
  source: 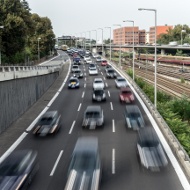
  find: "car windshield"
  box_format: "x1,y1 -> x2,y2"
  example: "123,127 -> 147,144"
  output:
86,111 -> 100,118
70,79 -> 77,83
73,66 -> 78,69
118,78 -> 126,82
94,80 -> 102,83
74,70 -> 80,74
90,68 -> 96,70
122,90 -> 131,94
94,90 -> 103,95
39,117 -> 53,125
108,70 -> 114,73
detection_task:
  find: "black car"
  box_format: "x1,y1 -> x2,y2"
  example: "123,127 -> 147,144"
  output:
137,128 -> 168,172
65,137 -> 101,190
33,111 -> 61,136
92,88 -> 106,102
0,149 -> 39,190
106,68 -> 117,78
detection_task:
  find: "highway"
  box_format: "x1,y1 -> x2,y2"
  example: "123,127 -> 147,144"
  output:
7,50 -> 188,190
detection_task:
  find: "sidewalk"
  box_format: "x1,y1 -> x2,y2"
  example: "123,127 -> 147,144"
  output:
0,60 -> 70,157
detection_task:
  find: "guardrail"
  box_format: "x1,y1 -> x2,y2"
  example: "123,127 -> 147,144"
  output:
110,61 -> 190,180
0,63 -> 64,82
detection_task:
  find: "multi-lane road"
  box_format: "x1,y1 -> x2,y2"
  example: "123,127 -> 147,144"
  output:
5,50 -> 189,190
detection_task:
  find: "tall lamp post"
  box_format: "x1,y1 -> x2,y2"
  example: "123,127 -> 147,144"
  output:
138,8 -> 157,108
37,37 -> 41,61
113,24 -> 122,68
105,27 -> 112,62
88,31 -> 91,52
181,30 -> 186,45
91,30 -> 97,53
123,20 -> 135,80
0,26 -> 4,66
98,28 -> 104,56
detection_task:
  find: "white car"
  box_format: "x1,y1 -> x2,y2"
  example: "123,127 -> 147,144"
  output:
96,56 -> 102,62
93,78 -> 105,90
71,65 -> 79,73
115,76 -> 128,88
85,57 -> 92,64
89,67 -> 98,75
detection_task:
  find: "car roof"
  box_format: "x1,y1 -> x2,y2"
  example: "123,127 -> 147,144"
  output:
42,111 -> 58,118
125,105 -> 140,113
117,76 -> 125,80
94,78 -> 103,81
73,137 -> 98,154
85,105 -> 102,112
69,77 -> 79,80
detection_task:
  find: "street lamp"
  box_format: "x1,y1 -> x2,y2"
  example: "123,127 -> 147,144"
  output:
123,20 -> 135,80
113,24 -> 122,68
105,27 -> 112,62
0,26 -> 4,66
138,8 -> 157,108
88,31 -> 91,52
181,30 -> 186,45
38,37 -> 41,61
98,28 -> 104,56
91,30 -> 97,53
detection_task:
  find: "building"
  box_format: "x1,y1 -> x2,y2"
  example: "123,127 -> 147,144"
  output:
149,25 -> 173,44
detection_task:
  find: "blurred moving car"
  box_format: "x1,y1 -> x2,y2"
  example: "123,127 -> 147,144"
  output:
65,137 -> 101,190
68,77 -> 80,89
89,67 -> 98,75
85,57 -> 92,64
73,57 -> 81,65
0,149 -> 39,190
82,106 -> 104,129
93,78 -> 105,90
92,88 -> 106,102
115,76 -> 128,88
124,105 -> 145,130
137,127 -> 168,172
33,111 -> 61,136
71,65 -> 79,73
73,69 -> 83,78
119,87 -> 135,103
96,56 -> 102,62
101,60 -> 108,66
104,65 -> 112,72
106,68 -> 117,78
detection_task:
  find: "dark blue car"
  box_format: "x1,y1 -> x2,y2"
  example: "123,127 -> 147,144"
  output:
73,57 -> 81,65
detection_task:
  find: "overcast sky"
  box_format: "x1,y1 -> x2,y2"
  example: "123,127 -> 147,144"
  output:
27,0 -> 190,40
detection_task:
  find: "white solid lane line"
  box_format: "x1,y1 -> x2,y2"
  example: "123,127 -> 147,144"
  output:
50,150 -> 64,176
78,103 -> 82,111
69,120 -> 76,134
112,119 -> 115,133
108,91 -> 110,97
110,102 -> 113,110
82,91 -> 85,98
112,149 -> 115,174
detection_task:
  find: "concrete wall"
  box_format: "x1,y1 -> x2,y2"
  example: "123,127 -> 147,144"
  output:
0,72 -> 59,133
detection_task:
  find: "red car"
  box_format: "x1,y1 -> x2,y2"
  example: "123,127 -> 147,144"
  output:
101,60 -> 108,66
119,87 -> 135,103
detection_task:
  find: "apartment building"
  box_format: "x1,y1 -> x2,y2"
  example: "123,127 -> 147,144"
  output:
113,25 -> 173,45
149,25 -> 173,44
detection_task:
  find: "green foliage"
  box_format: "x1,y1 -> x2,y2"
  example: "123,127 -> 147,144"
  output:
0,0 -> 55,64
180,77 -> 185,83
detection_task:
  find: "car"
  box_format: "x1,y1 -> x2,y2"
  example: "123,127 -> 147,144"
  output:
96,56 -> 102,62
82,106 -> 104,129
65,137 -> 101,190
0,149 -> 39,190
68,77 -> 80,89
124,105 -> 145,130
73,57 -> 81,65
101,59 -> 108,66
106,68 -> 117,78
137,127 -> 168,171
119,87 -> 135,103
104,65 -> 112,72
72,69 -> 83,78
71,65 -> 79,73
115,76 -> 128,88
85,57 -> 92,64
92,88 -> 106,102
89,67 -> 98,75
92,53 -> 99,58
33,110 -> 61,136
93,78 -> 105,90
83,55 -> 90,61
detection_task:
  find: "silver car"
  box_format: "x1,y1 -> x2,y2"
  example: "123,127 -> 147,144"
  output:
65,137 -> 101,190
93,78 -> 105,90
115,76 -> 128,88
82,106 -> 104,129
